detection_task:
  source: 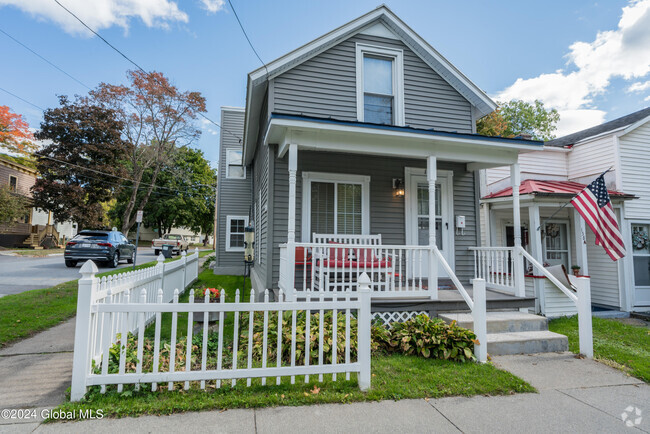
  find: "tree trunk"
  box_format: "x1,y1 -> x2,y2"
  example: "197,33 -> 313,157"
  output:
120,168 -> 144,236
123,163 -> 162,236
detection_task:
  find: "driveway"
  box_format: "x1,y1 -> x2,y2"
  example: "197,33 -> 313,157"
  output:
0,248 -> 158,296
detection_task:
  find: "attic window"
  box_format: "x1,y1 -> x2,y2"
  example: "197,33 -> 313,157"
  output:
356,43 -> 404,126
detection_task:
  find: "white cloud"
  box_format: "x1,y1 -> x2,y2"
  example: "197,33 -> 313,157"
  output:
554,109 -> 607,137
200,0 -> 224,13
496,0 -> 650,135
627,80 -> 650,92
0,0 -> 189,35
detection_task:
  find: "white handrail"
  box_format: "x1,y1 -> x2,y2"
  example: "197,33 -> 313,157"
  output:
519,247 -> 578,304
434,247 -> 473,310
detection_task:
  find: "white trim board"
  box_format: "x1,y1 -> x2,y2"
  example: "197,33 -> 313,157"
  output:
225,215 -> 249,252
300,172 -> 371,242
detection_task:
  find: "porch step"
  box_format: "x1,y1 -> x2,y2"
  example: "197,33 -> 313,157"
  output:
487,331 -> 568,356
438,311 -> 568,356
438,312 -> 548,334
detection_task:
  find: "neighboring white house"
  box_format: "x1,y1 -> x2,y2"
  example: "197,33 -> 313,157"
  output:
137,226 -> 213,245
481,107 -> 650,314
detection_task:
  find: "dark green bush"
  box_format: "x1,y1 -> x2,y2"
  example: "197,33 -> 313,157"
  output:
375,315 -> 477,362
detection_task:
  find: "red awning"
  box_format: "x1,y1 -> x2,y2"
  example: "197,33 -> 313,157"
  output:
483,179 -> 631,199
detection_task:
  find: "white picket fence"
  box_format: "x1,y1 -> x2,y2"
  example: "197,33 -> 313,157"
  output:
71,249 -> 200,396
70,267 -> 372,401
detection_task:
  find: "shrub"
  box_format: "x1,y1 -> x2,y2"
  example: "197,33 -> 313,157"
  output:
375,315 -> 477,362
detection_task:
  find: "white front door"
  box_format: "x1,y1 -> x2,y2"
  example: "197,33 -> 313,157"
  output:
632,224 -> 650,306
405,170 -> 453,277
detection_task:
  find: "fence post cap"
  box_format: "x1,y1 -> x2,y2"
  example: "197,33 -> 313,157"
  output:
181,250 -> 187,257
79,260 -> 98,278
157,253 -> 165,264
194,247 -> 199,254
357,272 -> 372,293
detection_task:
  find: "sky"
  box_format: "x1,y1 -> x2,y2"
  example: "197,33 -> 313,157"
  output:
1,0 -> 650,166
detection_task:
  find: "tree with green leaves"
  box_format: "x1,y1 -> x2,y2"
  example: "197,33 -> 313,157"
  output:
32,96 -> 132,229
477,99 -> 560,141
109,146 -> 216,239
0,185 -> 28,225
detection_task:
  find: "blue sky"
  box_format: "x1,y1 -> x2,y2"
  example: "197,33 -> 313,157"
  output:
1,0 -> 650,166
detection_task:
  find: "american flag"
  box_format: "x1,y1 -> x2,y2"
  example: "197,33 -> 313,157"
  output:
571,175 -> 626,261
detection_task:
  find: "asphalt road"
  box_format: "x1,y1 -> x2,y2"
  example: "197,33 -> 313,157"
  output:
0,247 -> 158,296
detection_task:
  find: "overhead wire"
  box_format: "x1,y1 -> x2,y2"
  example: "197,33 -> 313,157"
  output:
0,26 -> 91,90
226,0 -> 269,77
0,86 -> 45,111
51,0 -> 244,143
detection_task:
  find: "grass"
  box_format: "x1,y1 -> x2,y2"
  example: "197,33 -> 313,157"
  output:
0,251 -> 214,348
0,280 -> 78,347
549,316 -> 650,382
5,248 -> 64,257
55,354 -> 534,419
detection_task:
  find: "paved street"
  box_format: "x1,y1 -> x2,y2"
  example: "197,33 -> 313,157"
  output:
0,248 -> 158,296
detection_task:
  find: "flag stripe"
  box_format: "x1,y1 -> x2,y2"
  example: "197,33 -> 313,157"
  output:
571,175 -> 625,261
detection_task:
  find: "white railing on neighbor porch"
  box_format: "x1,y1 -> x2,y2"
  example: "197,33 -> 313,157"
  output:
519,247 -> 593,358
469,247 -> 516,293
70,272 -> 372,401
280,243 -> 436,299
73,250 -> 200,370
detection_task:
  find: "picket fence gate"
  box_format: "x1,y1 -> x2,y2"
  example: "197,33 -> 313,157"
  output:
70,264 -> 372,401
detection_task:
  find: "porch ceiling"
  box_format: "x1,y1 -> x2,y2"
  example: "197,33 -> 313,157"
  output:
264,114 -> 542,168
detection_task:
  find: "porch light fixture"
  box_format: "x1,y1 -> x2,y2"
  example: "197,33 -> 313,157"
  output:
393,178 -> 405,197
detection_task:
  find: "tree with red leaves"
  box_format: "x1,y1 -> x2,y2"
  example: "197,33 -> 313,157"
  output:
90,70 -> 207,235
0,105 -> 37,155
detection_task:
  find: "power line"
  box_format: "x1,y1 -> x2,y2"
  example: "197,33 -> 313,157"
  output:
226,0 -> 269,77
52,0 -> 244,143
0,26 -> 91,90
38,154 -> 216,195
0,86 -> 45,111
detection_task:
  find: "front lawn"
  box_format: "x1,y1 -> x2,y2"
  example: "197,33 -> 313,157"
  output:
549,316 -> 650,382
55,354 -> 534,419
0,280 -> 78,347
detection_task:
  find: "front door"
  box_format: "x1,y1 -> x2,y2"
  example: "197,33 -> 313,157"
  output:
406,171 -> 451,277
632,224 -> 650,306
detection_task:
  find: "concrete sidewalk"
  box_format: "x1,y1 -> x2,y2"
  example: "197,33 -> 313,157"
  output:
2,351 -> 646,434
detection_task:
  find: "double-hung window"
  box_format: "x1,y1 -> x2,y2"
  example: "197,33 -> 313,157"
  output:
226,216 -> 248,251
226,149 -> 245,179
356,44 -> 404,126
543,222 -> 570,269
302,172 -> 369,241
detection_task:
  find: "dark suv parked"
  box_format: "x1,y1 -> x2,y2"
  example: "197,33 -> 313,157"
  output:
64,230 -> 135,268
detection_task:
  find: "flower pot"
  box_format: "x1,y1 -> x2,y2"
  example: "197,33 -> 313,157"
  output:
194,296 -> 221,322
572,269 -> 580,277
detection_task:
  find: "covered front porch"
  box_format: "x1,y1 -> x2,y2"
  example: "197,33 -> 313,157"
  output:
265,114 -> 542,305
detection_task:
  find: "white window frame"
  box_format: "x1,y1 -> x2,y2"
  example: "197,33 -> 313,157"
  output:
225,148 -> 245,179
8,175 -> 17,192
356,43 -> 404,126
301,172 -> 370,242
542,220 -> 572,269
226,215 -> 248,252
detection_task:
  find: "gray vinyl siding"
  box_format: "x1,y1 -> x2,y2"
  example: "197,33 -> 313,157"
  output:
216,108 -> 250,269
270,150 -> 478,288
251,96 -> 271,287
272,33 -> 473,133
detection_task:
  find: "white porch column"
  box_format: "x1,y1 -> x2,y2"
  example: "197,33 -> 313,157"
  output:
427,156 -> 438,300
510,162 -> 526,298
287,144 -> 298,299
572,208 -> 589,276
528,204 -> 545,314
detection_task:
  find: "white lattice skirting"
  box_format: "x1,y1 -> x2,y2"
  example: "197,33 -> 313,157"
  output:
372,311 -> 428,326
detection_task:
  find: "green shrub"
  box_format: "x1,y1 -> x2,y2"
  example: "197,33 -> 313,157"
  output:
375,315 -> 477,362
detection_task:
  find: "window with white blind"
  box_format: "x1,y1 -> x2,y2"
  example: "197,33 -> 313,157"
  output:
302,172 -> 369,241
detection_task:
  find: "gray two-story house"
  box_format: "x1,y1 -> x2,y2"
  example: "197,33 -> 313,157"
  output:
215,6 -> 545,318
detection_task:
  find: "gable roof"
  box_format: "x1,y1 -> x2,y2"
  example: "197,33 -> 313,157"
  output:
546,106 -> 650,148
243,5 -> 497,161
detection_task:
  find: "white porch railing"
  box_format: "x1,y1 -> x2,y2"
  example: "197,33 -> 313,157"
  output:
469,247 -> 516,293
72,249 -> 200,376
70,270 -> 372,401
280,243 -> 436,299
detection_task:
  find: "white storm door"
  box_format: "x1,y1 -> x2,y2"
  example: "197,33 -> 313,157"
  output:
406,172 -> 452,277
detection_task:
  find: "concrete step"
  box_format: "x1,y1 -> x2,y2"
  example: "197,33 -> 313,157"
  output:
438,311 -> 548,333
487,330 -> 569,356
